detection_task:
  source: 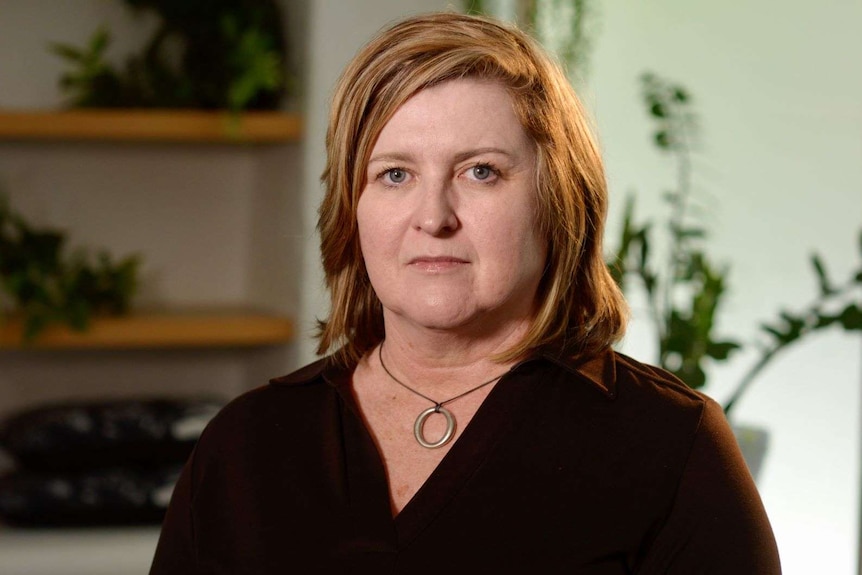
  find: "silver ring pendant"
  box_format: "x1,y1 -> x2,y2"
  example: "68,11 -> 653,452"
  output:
413,406 -> 456,449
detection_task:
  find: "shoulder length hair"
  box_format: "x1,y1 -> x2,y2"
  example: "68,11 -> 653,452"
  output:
317,11 -> 627,366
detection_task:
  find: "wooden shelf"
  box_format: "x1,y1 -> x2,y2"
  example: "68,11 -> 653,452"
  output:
0,310 -> 294,350
0,109 -> 302,143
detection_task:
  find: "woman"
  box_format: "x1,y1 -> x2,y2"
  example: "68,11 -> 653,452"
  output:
150,12 -> 781,574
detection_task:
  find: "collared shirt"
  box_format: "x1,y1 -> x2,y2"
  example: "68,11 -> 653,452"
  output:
150,348 -> 781,574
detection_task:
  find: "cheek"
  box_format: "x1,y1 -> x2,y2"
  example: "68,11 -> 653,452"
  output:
356,196 -> 378,251
357,198 -> 396,269
493,208 -> 545,264
514,234 -> 547,281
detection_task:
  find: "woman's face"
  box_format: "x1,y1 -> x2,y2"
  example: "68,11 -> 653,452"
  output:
357,78 -> 547,338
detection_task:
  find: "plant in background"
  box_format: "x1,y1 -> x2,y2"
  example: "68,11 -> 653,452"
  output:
465,0 -> 596,85
49,0 -> 289,112
220,13 -> 284,112
608,73 -> 741,391
48,27 -> 127,108
723,242 -> 862,414
609,73 -> 862,416
465,0 -> 862,420
0,194 -> 140,342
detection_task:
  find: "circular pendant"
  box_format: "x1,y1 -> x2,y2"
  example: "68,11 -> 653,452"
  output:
413,405 -> 456,449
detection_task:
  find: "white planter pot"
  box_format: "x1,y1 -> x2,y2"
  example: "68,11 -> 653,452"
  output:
732,424 -> 770,482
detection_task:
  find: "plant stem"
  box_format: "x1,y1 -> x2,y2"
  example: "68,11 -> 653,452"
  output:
724,277 -> 861,415
658,106 -> 693,365
723,346 -> 779,416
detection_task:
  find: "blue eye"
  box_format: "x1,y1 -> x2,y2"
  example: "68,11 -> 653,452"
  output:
469,164 -> 499,182
472,165 -> 492,180
385,168 -> 407,184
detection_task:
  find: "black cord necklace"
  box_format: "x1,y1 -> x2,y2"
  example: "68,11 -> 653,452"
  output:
377,342 -> 507,449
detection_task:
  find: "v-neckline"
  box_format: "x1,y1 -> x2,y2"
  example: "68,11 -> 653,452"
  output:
329,361 -> 541,550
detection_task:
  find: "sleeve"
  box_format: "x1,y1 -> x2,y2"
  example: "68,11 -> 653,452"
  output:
148,451 -> 198,574
637,399 -> 782,574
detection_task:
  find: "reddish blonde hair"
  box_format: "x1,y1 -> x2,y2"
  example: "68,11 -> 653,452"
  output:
317,12 -> 627,365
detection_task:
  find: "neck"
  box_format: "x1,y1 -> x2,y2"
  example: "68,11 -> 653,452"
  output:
375,313 -> 530,391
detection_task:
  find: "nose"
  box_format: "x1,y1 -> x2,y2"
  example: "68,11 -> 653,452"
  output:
412,178 -> 459,235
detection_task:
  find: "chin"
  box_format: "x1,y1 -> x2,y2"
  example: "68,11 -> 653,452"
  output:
381,294 -> 471,329
402,308 -> 474,331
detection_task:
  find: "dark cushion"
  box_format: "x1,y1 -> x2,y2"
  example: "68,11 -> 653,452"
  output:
0,464 -> 182,527
0,397 -> 224,472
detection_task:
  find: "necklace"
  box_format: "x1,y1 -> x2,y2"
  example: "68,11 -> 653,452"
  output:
377,343 -> 507,449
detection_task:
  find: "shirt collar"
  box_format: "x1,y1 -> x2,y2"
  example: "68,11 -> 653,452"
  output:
271,345 -> 618,400
533,344 -> 618,400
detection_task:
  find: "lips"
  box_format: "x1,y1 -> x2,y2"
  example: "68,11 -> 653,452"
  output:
408,256 -> 468,264
407,255 -> 469,272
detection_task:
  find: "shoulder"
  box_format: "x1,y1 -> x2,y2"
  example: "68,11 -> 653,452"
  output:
528,347 -> 726,472
606,351 -> 727,449
610,351 -> 712,413
546,349 -> 740,487
269,356 -> 331,386
610,352 -> 781,571
213,358 -> 329,418
571,352 -> 781,570
541,347 -> 711,421
190,357 -> 349,455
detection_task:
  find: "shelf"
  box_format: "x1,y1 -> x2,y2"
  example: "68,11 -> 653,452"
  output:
0,109 -> 302,143
0,310 -> 295,350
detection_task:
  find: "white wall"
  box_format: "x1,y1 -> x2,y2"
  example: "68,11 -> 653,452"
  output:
584,1 -> 862,573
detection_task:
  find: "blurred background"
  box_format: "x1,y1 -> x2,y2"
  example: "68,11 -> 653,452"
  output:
0,0 -> 859,573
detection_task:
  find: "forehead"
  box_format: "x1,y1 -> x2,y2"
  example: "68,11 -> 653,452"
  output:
368,78 -> 531,155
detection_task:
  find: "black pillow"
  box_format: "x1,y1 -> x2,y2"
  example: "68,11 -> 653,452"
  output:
0,397 -> 224,472
0,464 -> 182,527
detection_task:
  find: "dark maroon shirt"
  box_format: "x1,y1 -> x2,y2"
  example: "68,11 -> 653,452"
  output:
150,348 -> 781,574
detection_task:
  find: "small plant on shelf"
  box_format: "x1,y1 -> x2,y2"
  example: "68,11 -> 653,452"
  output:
48,0 -> 290,112
0,194 -> 141,343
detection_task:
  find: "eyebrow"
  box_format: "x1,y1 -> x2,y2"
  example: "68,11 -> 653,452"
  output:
367,147 -> 515,165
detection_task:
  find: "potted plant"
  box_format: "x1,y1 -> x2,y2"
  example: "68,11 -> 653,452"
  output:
48,0 -> 291,113
608,74 -> 862,477
0,193 -> 140,343
464,0 -> 862,478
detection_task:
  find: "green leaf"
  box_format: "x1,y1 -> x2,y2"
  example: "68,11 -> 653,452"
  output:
650,102 -> 666,118
810,253 -> 834,296
0,192 -> 140,343
637,229 -> 651,267
670,224 -> 706,240
761,324 -> 790,343
89,27 -> 110,56
780,312 -> 805,339
662,191 -> 680,204
840,304 -> 862,331
706,340 -> 741,360
48,42 -> 84,62
655,131 -> 671,149
675,362 -> 706,390
815,312 -> 840,328
642,271 -> 657,295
